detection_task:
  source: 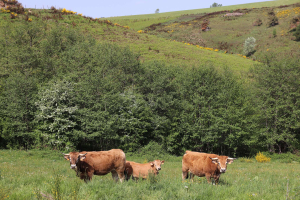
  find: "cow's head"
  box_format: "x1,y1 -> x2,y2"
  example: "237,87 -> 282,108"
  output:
210,156 -> 235,173
63,152 -> 87,170
150,160 -> 165,171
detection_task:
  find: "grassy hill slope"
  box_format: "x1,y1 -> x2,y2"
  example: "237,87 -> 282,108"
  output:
0,0 -> 299,77
107,0 -> 300,30
0,4 -> 260,77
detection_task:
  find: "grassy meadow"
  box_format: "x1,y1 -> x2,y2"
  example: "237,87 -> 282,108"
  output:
0,150 -> 299,200
1,0 -> 300,199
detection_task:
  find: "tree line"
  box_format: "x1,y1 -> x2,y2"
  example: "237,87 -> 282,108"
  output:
0,20 -> 299,156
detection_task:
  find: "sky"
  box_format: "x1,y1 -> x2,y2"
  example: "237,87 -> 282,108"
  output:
20,0 -> 270,18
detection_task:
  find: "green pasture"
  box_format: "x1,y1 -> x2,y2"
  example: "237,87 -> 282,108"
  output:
145,4 -> 300,62
106,0 -> 300,30
0,150 -> 299,199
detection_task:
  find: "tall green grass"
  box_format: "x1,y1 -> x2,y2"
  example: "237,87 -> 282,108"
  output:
0,150 -> 299,199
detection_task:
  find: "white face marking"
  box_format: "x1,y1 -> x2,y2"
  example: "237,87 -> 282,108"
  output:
153,161 -> 162,171
70,157 -> 77,169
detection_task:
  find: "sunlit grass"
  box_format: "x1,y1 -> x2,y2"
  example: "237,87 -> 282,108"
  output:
106,0 -> 300,30
0,150 -> 299,199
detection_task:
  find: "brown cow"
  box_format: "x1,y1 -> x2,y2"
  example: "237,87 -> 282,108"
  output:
182,150 -> 235,184
63,149 -> 126,182
125,160 -> 164,180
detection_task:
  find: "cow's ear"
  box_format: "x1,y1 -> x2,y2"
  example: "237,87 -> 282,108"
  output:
79,153 -> 87,161
161,160 -> 165,164
150,162 -> 154,167
210,157 -> 218,165
64,154 -> 70,160
227,158 -> 235,164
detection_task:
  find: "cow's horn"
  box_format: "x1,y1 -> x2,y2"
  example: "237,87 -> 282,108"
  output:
211,157 -> 218,160
79,153 -> 87,156
228,157 -> 235,160
63,153 -> 70,156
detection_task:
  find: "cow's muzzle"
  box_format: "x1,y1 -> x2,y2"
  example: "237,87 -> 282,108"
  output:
220,168 -> 226,173
70,164 -> 77,169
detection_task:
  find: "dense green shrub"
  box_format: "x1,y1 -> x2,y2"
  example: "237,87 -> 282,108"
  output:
250,57 -> 300,153
134,141 -> 168,161
243,37 -> 256,56
262,152 -> 300,163
293,25 -> 300,41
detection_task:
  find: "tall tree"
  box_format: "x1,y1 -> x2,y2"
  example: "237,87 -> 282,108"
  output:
252,59 -> 300,153
35,80 -> 78,149
0,73 -> 37,149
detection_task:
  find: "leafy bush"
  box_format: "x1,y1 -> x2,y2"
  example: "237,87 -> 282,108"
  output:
135,141 -> 168,161
262,152 -> 300,163
293,25 -> 300,41
255,152 -> 271,163
210,2 -> 222,8
272,28 -> 277,37
243,37 -> 256,56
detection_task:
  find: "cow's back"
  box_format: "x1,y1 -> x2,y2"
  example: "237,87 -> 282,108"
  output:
126,161 -> 153,179
80,149 -> 126,175
182,151 -> 218,176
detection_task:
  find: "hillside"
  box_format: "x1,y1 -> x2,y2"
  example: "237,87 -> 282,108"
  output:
1,0 -> 299,75
0,0 -> 300,156
0,0 -> 263,77
107,0 -> 300,30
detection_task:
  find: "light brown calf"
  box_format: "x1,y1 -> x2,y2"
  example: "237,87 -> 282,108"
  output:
125,160 -> 164,180
182,150 -> 235,184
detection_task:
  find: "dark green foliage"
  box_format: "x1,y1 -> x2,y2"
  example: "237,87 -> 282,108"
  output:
262,152 -> 300,163
0,18 -> 299,156
0,73 -> 37,149
210,2 -> 222,8
250,58 -> 300,153
293,25 -> 300,41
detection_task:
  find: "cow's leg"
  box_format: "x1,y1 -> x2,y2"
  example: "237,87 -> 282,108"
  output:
80,172 -> 92,182
111,170 -> 119,182
132,176 -> 139,182
214,175 -> 220,185
116,170 -> 125,183
205,174 -> 212,184
182,170 -> 188,181
189,173 -> 195,182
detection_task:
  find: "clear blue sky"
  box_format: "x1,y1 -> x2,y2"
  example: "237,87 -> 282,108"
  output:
20,0 -> 270,18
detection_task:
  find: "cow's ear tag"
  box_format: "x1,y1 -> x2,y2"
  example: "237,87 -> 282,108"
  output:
64,156 -> 70,160
214,162 -> 218,165
80,156 -> 86,161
